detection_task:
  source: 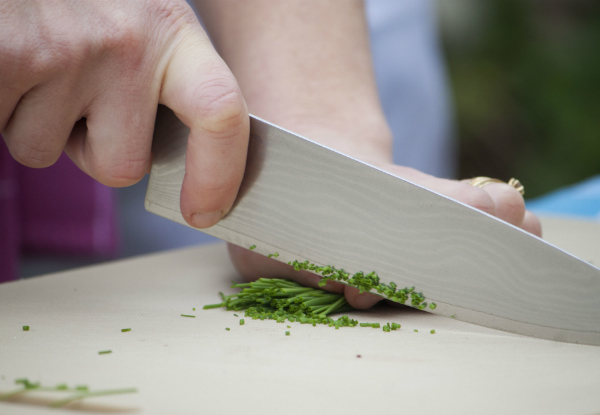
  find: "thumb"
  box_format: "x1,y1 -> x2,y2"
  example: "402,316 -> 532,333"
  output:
160,25 -> 249,229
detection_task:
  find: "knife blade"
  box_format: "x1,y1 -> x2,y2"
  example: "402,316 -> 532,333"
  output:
146,105 -> 600,345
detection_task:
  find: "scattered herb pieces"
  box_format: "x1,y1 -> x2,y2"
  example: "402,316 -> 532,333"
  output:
287,325 -> 291,328
414,329 -> 418,332
429,303 -> 437,310
234,314 -> 238,317
240,319 -> 245,326
225,328 -> 230,331
451,314 -> 456,319
249,245 -> 256,250
430,329 -> 436,334
121,328 -> 131,332
22,326 -> 29,331
98,350 -> 112,355
193,308 -> 196,311
391,322 -> 401,330
180,314 -> 195,318
285,331 -> 290,336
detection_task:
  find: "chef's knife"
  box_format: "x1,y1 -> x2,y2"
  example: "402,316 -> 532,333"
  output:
146,105 -> 600,346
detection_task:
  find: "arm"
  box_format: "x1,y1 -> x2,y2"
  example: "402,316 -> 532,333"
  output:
194,0 -> 392,165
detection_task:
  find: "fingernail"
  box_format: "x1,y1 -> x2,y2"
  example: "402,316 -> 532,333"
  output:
190,211 -> 223,228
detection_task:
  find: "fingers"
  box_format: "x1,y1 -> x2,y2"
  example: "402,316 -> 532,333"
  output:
522,210 -> 542,237
477,183 -> 525,227
3,78 -> 84,169
228,243 -> 381,309
343,286 -> 382,309
161,28 -> 249,229
64,77 -> 156,188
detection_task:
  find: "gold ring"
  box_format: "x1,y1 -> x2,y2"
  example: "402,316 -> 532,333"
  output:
469,176 -> 525,196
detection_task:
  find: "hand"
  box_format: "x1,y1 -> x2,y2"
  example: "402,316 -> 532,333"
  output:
194,0 -> 541,309
0,0 -> 249,228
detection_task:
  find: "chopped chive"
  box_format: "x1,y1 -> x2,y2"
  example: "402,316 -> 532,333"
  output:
121,328 -> 131,332
233,314 -> 238,317
430,329 -> 436,334
429,303 -> 437,310
98,350 -> 112,355
180,314 -> 195,318
450,314 -> 456,319
203,303 -> 224,309
22,326 -> 29,331
285,331 -> 290,336
414,329 -> 418,332
371,323 -> 380,329
359,323 -> 372,327
193,308 -> 196,311
287,325 -> 291,328
240,319 -> 245,326
55,384 -> 68,390
225,328 -> 230,331
76,385 -> 89,391
249,245 -> 256,250
391,322 -> 401,330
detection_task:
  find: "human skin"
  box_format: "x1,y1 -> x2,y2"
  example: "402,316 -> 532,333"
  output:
0,0 -> 541,309
195,0 -> 542,309
0,0 -> 248,229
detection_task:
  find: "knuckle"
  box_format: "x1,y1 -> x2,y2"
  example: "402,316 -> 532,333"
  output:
456,185 -> 496,216
192,78 -> 247,135
494,185 -> 526,220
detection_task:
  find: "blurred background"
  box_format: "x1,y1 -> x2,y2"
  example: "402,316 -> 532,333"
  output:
3,0 -> 599,279
438,0 -> 600,197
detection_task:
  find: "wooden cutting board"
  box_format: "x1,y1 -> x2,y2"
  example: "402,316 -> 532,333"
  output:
0,216 -> 599,415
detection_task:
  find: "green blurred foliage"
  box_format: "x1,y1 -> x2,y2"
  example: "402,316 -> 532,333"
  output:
444,0 -> 600,197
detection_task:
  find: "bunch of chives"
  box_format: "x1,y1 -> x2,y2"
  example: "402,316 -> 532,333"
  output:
204,278 -> 359,328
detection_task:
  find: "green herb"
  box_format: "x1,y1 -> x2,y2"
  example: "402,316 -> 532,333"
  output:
430,329 -> 436,334
0,378 -> 137,408
234,314 -> 238,317
287,325 -> 291,328
391,322 -> 401,330
180,314 -> 195,318
98,350 -> 112,355
285,331 -> 290,336
225,328 -> 230,331
382,324 -> 390,332
22,326 -> 29,331
414,329 -> 418,332
450,314 -> 456,319
121,328 -> 131,332
240,319 -> 245,325
249,245 -> 256,250
371,323 -> 380,329
429,303 -> 437,310
193,308 -> 196,311
287,260 -> 428,309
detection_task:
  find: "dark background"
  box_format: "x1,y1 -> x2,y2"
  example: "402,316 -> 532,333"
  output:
439,0 -> 600,197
